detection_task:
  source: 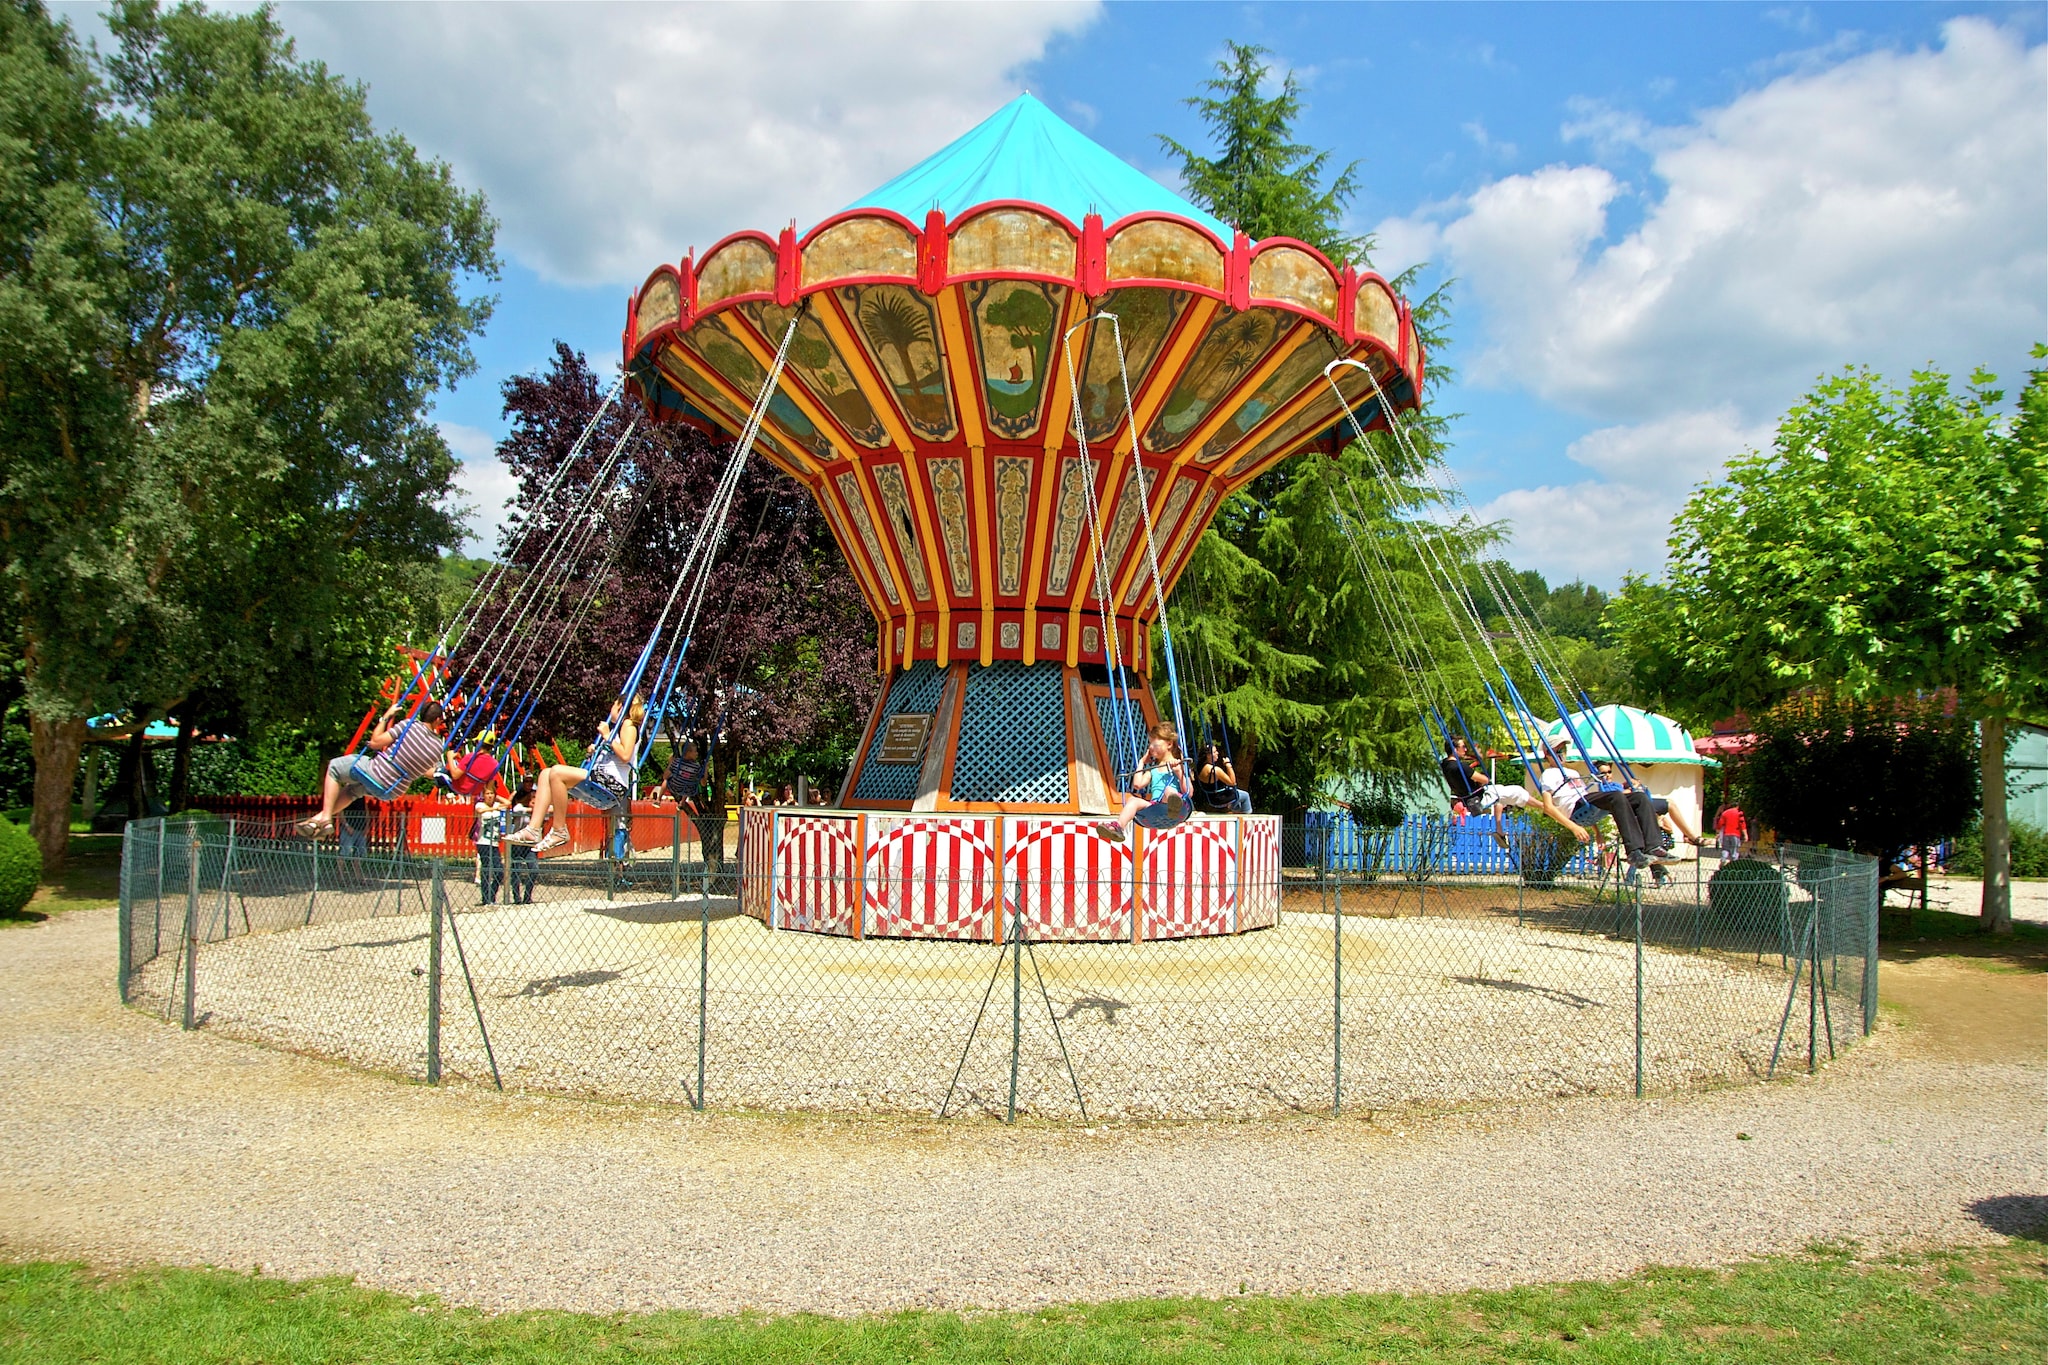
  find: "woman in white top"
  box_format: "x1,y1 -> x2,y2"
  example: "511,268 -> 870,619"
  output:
506,695 -> 643,854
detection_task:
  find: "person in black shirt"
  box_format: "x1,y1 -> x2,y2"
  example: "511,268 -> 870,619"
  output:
1193,743 -> 1253,814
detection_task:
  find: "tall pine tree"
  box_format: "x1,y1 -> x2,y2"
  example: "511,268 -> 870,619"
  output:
1160,44 -> 1488,813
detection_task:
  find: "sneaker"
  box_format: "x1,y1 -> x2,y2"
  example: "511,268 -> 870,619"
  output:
1094,821 -> 1125,843
1651,865 -> 1670,886
534,827 -> 571,854
1627,851 -> 1651,870
1651,847 -> 1684,865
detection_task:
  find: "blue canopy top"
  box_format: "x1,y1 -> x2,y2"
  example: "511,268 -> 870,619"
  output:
840,93 -> 1232,240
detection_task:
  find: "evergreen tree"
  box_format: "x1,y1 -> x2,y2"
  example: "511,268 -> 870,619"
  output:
1161,43 -> 1491,811
1159,41 -> 1366,260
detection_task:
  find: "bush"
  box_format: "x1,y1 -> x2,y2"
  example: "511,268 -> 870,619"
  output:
1946,821 -> 2048,879
0,817 -> 43,915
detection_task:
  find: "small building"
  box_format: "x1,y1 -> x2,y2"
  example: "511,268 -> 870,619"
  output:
1543,705 -> 1720,859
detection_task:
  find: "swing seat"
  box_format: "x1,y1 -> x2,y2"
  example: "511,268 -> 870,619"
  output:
1136,789 -> 1192,830
448,750 -> 500,798
568,776 -> 623,812
347,755 -> 408,802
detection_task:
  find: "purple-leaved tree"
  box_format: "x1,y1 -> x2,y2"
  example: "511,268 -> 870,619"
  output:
462,344 -> 877,804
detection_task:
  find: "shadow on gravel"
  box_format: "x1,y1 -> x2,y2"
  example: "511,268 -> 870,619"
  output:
1970,1195 -> 2048,1242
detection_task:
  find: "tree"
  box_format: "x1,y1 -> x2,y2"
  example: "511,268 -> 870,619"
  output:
0,1 -> 495,868
1161,42 -> 1493,810
1159,41 -> 1366,261
1612,356 -> 2048,931
1735,694 -> 1978,875
477,346 -> 877,802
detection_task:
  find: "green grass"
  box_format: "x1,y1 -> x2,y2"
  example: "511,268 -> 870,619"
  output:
1,1242 -> 2043,1364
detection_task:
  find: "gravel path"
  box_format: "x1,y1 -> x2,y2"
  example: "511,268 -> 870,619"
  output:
1,906 -> 2040,1316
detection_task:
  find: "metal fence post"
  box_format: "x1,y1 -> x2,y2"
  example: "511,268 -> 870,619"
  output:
1633,880 -> 1644,1098
1332,838 -> 1343,1116
1007,903 -> 1022,1123
672,809 -> 683,900
1862,862 -> 1879,1036
427,860 -> 444,1085
182,822 -> 199,1030
306,836 -> 319,926
118,821 -> 133,1003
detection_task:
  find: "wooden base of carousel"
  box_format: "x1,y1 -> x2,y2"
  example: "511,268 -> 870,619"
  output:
737,807 -> 1280,942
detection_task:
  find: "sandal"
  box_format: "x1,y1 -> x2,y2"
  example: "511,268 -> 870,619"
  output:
1093,821 -> 1125,843
503,826 -> 543,846
296,815 -> 331,837
533,827 -> 571,854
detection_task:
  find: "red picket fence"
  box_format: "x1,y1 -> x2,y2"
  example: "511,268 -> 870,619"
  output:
186,793 -> 707,858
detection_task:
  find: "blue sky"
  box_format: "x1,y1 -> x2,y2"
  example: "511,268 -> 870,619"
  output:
218,2 -> 2044,585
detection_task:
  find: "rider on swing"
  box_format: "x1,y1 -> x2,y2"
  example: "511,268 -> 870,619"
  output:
1095,721 -> 1192,843
506,694 -> 643,854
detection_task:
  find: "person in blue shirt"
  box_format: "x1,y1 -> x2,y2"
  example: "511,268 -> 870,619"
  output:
1095,721 -> 1192,843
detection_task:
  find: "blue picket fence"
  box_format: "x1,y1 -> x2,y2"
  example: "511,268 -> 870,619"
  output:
1302,811 -> 1605,877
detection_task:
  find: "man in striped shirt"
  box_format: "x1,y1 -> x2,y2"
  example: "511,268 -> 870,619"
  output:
297,699 -> 460,836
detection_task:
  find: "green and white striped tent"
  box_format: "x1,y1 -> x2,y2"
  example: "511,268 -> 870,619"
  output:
1541,705 -> 1719,768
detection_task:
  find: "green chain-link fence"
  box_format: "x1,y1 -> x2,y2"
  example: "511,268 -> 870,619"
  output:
119,812 -> 1877,1120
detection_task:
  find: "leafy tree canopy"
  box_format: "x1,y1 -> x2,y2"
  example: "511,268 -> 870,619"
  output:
1611,354 -> 2047,929
0,0 -> 496,865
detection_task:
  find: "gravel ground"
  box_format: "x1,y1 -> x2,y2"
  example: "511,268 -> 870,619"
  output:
1917,876 -> 2048,923
2,905 -> 2041,1316
125,893 -> 1827,1118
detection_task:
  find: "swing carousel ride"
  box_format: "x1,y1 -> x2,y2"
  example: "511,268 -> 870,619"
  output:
621,95 -> 1425,943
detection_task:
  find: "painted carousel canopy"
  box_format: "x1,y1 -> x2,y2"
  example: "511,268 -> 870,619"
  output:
624,93 -> 1425,675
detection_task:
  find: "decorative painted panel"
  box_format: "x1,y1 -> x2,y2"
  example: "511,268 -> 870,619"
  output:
871,464 -> 934,602
1143,311 -> 1295,454
1248,246 -> 1339,321
681,315 -> 836,462
966,279 -> 1064,440
1002,818 -> 1134,942
1042,455 -> 1095,597
1122,476 -> 1198,606
993,456 -> 1032,596
840,284 -> 957,441
1099,466 -> 1158,600
742,302 -> 889,447
1139,819 -> 1239,940
656,350 -> 807,470
1237,816 -> 1281,930
949,208 -> 1076,278
925,457 -> 975,597
772,814 -> 861,936
802,216 -> 916,286
1356,281 -> 1400,349
634,274 -> 679,348
862,815 -> 1000,940
1193,333 -> 1336,464
1224,358 -> 1377,477
832,473 -> 900,606
1104,219 -> 1225,290
739,807 -> 775,922
1074,288 -> 1187,442
697,238 -> 775,307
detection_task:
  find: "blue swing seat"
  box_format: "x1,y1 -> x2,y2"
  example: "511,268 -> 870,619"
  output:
348,754 -> 409,802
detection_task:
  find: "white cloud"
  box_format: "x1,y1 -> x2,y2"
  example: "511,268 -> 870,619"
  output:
439,422 -> 517,556
1440,17 -> 2046,422
1382,17 -> 2043,584
279,2 -> 1100,287
1475,408 -> 1775,585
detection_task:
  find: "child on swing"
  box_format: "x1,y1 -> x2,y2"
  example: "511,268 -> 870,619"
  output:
1095,721 -> 1191,843
506,694 -> 643,854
